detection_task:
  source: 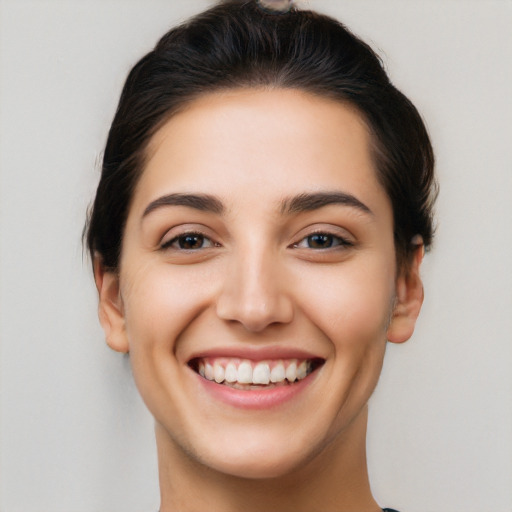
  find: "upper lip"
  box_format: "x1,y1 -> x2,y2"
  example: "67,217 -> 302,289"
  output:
186,345 -> 325,363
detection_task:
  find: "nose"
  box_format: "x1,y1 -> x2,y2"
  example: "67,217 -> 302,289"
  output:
216,249 -> 294,332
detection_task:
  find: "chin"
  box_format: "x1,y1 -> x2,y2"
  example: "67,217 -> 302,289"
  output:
205,449 -> 309,480
186,423 -> 330,481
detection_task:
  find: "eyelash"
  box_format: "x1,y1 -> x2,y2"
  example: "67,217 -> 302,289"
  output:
161,231 -> 217,251
160,230 -> 352,251
292,231 -> 353,250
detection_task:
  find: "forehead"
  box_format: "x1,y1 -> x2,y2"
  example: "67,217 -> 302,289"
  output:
130,88 -> 389,218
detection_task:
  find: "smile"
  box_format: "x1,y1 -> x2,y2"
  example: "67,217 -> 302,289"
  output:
191,357 -> 321,389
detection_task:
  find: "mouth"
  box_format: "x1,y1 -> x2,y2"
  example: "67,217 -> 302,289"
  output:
189,357 -> 324,390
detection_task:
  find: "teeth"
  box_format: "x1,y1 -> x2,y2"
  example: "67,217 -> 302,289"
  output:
285,360 -> 297,382
270,362 -> 285,383
214,362 -> 225,383
252,362 -> 271,385
205,363 -> 214,381
237,361 -> 253,384
296,360 -> 307,380
225,362 -> 237,383
197,358 -> 314,386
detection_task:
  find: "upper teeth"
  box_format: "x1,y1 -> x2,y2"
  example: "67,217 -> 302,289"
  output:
198,359 -> 311,386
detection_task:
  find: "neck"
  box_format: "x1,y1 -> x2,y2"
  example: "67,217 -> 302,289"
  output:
157,406 -> 380,512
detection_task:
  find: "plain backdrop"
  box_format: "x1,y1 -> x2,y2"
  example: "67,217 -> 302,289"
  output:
1,1 -> 511,511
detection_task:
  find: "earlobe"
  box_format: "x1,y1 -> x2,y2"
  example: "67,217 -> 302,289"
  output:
386,242 -> 424,344
93,255 -> 129,353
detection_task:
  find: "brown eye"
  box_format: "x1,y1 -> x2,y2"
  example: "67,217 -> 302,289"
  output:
293,232 -> 352,250
178,234 -> 205,249
162,232 -> 216,251
307,234 -> 335,249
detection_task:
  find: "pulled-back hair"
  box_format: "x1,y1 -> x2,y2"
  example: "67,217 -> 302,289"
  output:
86,0 -> 437,272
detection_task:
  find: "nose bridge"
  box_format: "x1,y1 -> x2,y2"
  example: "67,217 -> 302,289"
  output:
216,240 -> 293,332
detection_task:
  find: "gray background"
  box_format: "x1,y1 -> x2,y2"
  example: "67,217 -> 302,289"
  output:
1,1 -> 511,511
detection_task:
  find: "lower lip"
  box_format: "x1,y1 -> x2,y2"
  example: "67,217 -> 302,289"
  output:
196,371 -> 317,410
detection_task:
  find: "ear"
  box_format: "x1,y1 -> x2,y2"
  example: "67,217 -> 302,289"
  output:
386,241 -> 425,344
93,255 -> 129,353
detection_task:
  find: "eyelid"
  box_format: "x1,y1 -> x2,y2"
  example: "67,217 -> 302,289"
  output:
161,232 -> 216,250
293,234 -> 352,249
159,224 -> 219,250
290,225 -> 355,249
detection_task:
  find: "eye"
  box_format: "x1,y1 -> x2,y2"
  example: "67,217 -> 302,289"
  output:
161,232 -> 216,250
294,232 -> 352,250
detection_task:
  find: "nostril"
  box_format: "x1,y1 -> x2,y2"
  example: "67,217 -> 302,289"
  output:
217,303 -> 284,332
215,258 -> 294,331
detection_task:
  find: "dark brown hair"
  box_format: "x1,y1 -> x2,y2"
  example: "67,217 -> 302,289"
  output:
86,0 -> 437,272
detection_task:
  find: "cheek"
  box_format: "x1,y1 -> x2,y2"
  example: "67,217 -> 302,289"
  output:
299,259 -> 395,418
296,258 -> 396,349
121,263 -> 217,352
118,263 -> 220,426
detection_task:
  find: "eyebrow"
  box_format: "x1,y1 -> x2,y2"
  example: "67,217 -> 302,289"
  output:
142,193 -> 225,218
142,190 -> 372,219
280,191 -> 373,216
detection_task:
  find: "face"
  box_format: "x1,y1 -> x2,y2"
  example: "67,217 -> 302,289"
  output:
97,88 -> 423,479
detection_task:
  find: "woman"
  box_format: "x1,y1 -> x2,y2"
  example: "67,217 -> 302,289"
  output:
86,1 -> 436,510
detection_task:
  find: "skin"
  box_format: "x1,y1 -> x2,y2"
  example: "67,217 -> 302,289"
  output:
95,88 -> 424,512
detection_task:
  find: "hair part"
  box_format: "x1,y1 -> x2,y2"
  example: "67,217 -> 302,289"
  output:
85,0 -> 437,273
